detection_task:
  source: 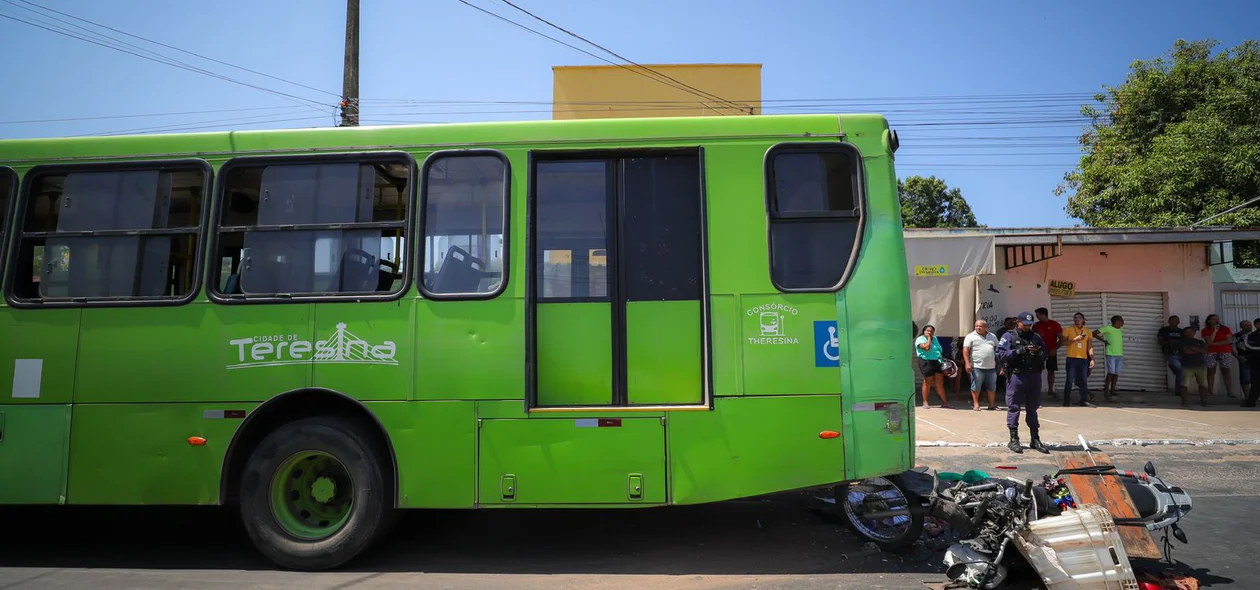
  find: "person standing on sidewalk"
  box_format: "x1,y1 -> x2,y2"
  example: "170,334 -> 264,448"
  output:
1178,327 -> 1211,407
996,311 -> 1050,454
1061,312 -> 1097,407
1202,314 -> 1236,398
1240,318 -> 1260,408
1033,308 -> 1064,400
1095,315 -> 1125,402
915,325 -> 951,409
963,319 -> 1000,411
995,316 -> 1016,399
1158,316 -> 1184,396
1235,319 -> 1254,402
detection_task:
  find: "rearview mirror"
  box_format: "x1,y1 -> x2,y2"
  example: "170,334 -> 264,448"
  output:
1144,461 -> 1157,477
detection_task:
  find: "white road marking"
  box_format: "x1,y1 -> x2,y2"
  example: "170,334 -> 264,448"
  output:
1039,418 -> 1070,426
1112,407 -> 1211,426
917,418 -> 956,435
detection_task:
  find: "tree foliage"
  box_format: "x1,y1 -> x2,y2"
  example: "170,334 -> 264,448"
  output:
898,175 -> 980,228
1057,39 -> 1260,265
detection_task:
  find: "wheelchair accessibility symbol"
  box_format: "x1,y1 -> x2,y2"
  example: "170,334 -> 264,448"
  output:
814,320 -> 840,367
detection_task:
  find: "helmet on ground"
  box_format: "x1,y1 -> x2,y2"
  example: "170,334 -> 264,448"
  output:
941,359 -> 959,379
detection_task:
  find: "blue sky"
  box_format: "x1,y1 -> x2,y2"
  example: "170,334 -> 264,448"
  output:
1,0 -> 1256,227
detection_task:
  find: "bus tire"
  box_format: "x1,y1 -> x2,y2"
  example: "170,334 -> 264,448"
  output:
238,416 -> 390,571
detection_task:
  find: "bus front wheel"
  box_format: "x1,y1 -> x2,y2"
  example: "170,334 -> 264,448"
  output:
238,416 -> 391,571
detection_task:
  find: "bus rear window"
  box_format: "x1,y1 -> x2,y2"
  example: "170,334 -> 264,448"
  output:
764,143 -> 864,291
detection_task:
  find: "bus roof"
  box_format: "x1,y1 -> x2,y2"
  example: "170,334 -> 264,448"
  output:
0,113 -> 889,164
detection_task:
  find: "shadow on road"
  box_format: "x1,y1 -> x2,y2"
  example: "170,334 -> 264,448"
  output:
0,492 -> 948,578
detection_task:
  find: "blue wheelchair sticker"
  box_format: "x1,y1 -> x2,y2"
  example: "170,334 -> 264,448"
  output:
814,320 -> 840,367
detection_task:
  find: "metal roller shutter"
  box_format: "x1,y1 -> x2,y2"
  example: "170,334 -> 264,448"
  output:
1099,293 -> 1168,393
1053,292 -> 1168,393
1052,294 -> 1105,392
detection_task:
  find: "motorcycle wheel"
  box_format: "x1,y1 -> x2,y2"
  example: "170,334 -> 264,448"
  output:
836,477 -> 925,552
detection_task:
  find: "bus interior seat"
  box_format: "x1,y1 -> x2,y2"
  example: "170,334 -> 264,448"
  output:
430,245 -> 484,294
224,273 -> 242,294
337,247 -> 380,293
376,267 -> 399,292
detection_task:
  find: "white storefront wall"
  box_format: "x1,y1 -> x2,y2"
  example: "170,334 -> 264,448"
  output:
1000,243 -> 1214,393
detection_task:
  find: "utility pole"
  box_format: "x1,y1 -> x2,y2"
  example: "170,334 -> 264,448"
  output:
339,0 -> 360,126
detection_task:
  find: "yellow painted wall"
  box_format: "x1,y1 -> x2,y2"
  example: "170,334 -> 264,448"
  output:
552,63 -> 761,120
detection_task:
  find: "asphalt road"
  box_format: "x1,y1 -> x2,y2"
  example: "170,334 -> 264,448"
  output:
2,445 -> 1257,590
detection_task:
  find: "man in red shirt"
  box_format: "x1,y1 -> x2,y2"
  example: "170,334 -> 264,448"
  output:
1202,314 -> 1236,397
1033,308 -> 1064,398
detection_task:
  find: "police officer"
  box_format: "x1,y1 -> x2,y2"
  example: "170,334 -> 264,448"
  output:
996,311 -> 1051,454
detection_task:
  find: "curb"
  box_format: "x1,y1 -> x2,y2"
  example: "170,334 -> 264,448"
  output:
916,438 -> 1260,448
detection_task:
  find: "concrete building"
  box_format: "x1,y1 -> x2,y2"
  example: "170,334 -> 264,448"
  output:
905,226 -> 1256,395
551,63 -> 761,119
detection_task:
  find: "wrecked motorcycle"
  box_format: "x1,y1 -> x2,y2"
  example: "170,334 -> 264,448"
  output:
837,459 -> 1193,588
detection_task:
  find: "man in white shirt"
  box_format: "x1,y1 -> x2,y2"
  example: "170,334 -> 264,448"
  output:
963,319 -> 1000,411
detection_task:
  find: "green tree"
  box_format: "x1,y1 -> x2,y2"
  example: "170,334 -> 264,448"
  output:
898,175 -> 980,228
1056,39 -> 1260,265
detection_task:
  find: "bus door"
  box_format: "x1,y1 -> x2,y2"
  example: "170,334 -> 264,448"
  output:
476,151 -> 708,506
529,151 -> 707,408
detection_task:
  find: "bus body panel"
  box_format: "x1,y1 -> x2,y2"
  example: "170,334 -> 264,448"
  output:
413,299 -> 525,401
0,404 -> 71,504
738,294 -> 844,395
0,309 -> 79,406
366,400 -> 476,508
477,416 -> 667,505
311,301 -> 413,402
63,402 -> 251,505
667,394 -> 845,505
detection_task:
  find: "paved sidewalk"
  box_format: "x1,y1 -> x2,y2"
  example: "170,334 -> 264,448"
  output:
913,388 -> 1260,448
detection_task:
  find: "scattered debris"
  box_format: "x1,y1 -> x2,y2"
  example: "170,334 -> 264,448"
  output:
832,440 -> 1200,588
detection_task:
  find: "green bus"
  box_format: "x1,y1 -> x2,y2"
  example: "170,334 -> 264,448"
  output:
0,113 -> 914,570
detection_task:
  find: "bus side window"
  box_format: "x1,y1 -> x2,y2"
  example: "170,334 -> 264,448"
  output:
7,165 -> 206,302
212,155 -> 412,299
419,151 -> 509,298
764,144 -> 863,292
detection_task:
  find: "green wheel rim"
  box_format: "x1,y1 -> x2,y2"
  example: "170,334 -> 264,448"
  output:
270,451 -> 354,540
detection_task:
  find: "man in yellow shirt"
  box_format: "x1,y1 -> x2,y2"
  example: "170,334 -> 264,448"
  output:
1061,312 -> 1096,407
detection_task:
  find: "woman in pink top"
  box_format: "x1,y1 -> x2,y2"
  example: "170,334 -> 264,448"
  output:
1202,314 -> 1235,397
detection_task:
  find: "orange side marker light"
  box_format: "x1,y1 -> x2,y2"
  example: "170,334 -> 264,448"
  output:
188,436 -> 207,446
819,431 -> 841,439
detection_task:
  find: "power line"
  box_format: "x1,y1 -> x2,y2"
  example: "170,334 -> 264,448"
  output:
0,8 -> 330,113
82,115 -> 332,137
359,92 -> 1098,106
491,0 -> 748,113
453,0 -> 749,115
0,105 -> 312,126
13,0 -> 340,100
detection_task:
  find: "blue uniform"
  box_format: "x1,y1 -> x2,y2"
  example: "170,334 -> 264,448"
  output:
996,329 -> 1048,431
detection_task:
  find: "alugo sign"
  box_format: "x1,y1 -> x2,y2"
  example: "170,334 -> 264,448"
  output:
1048,280 -> 1076,298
